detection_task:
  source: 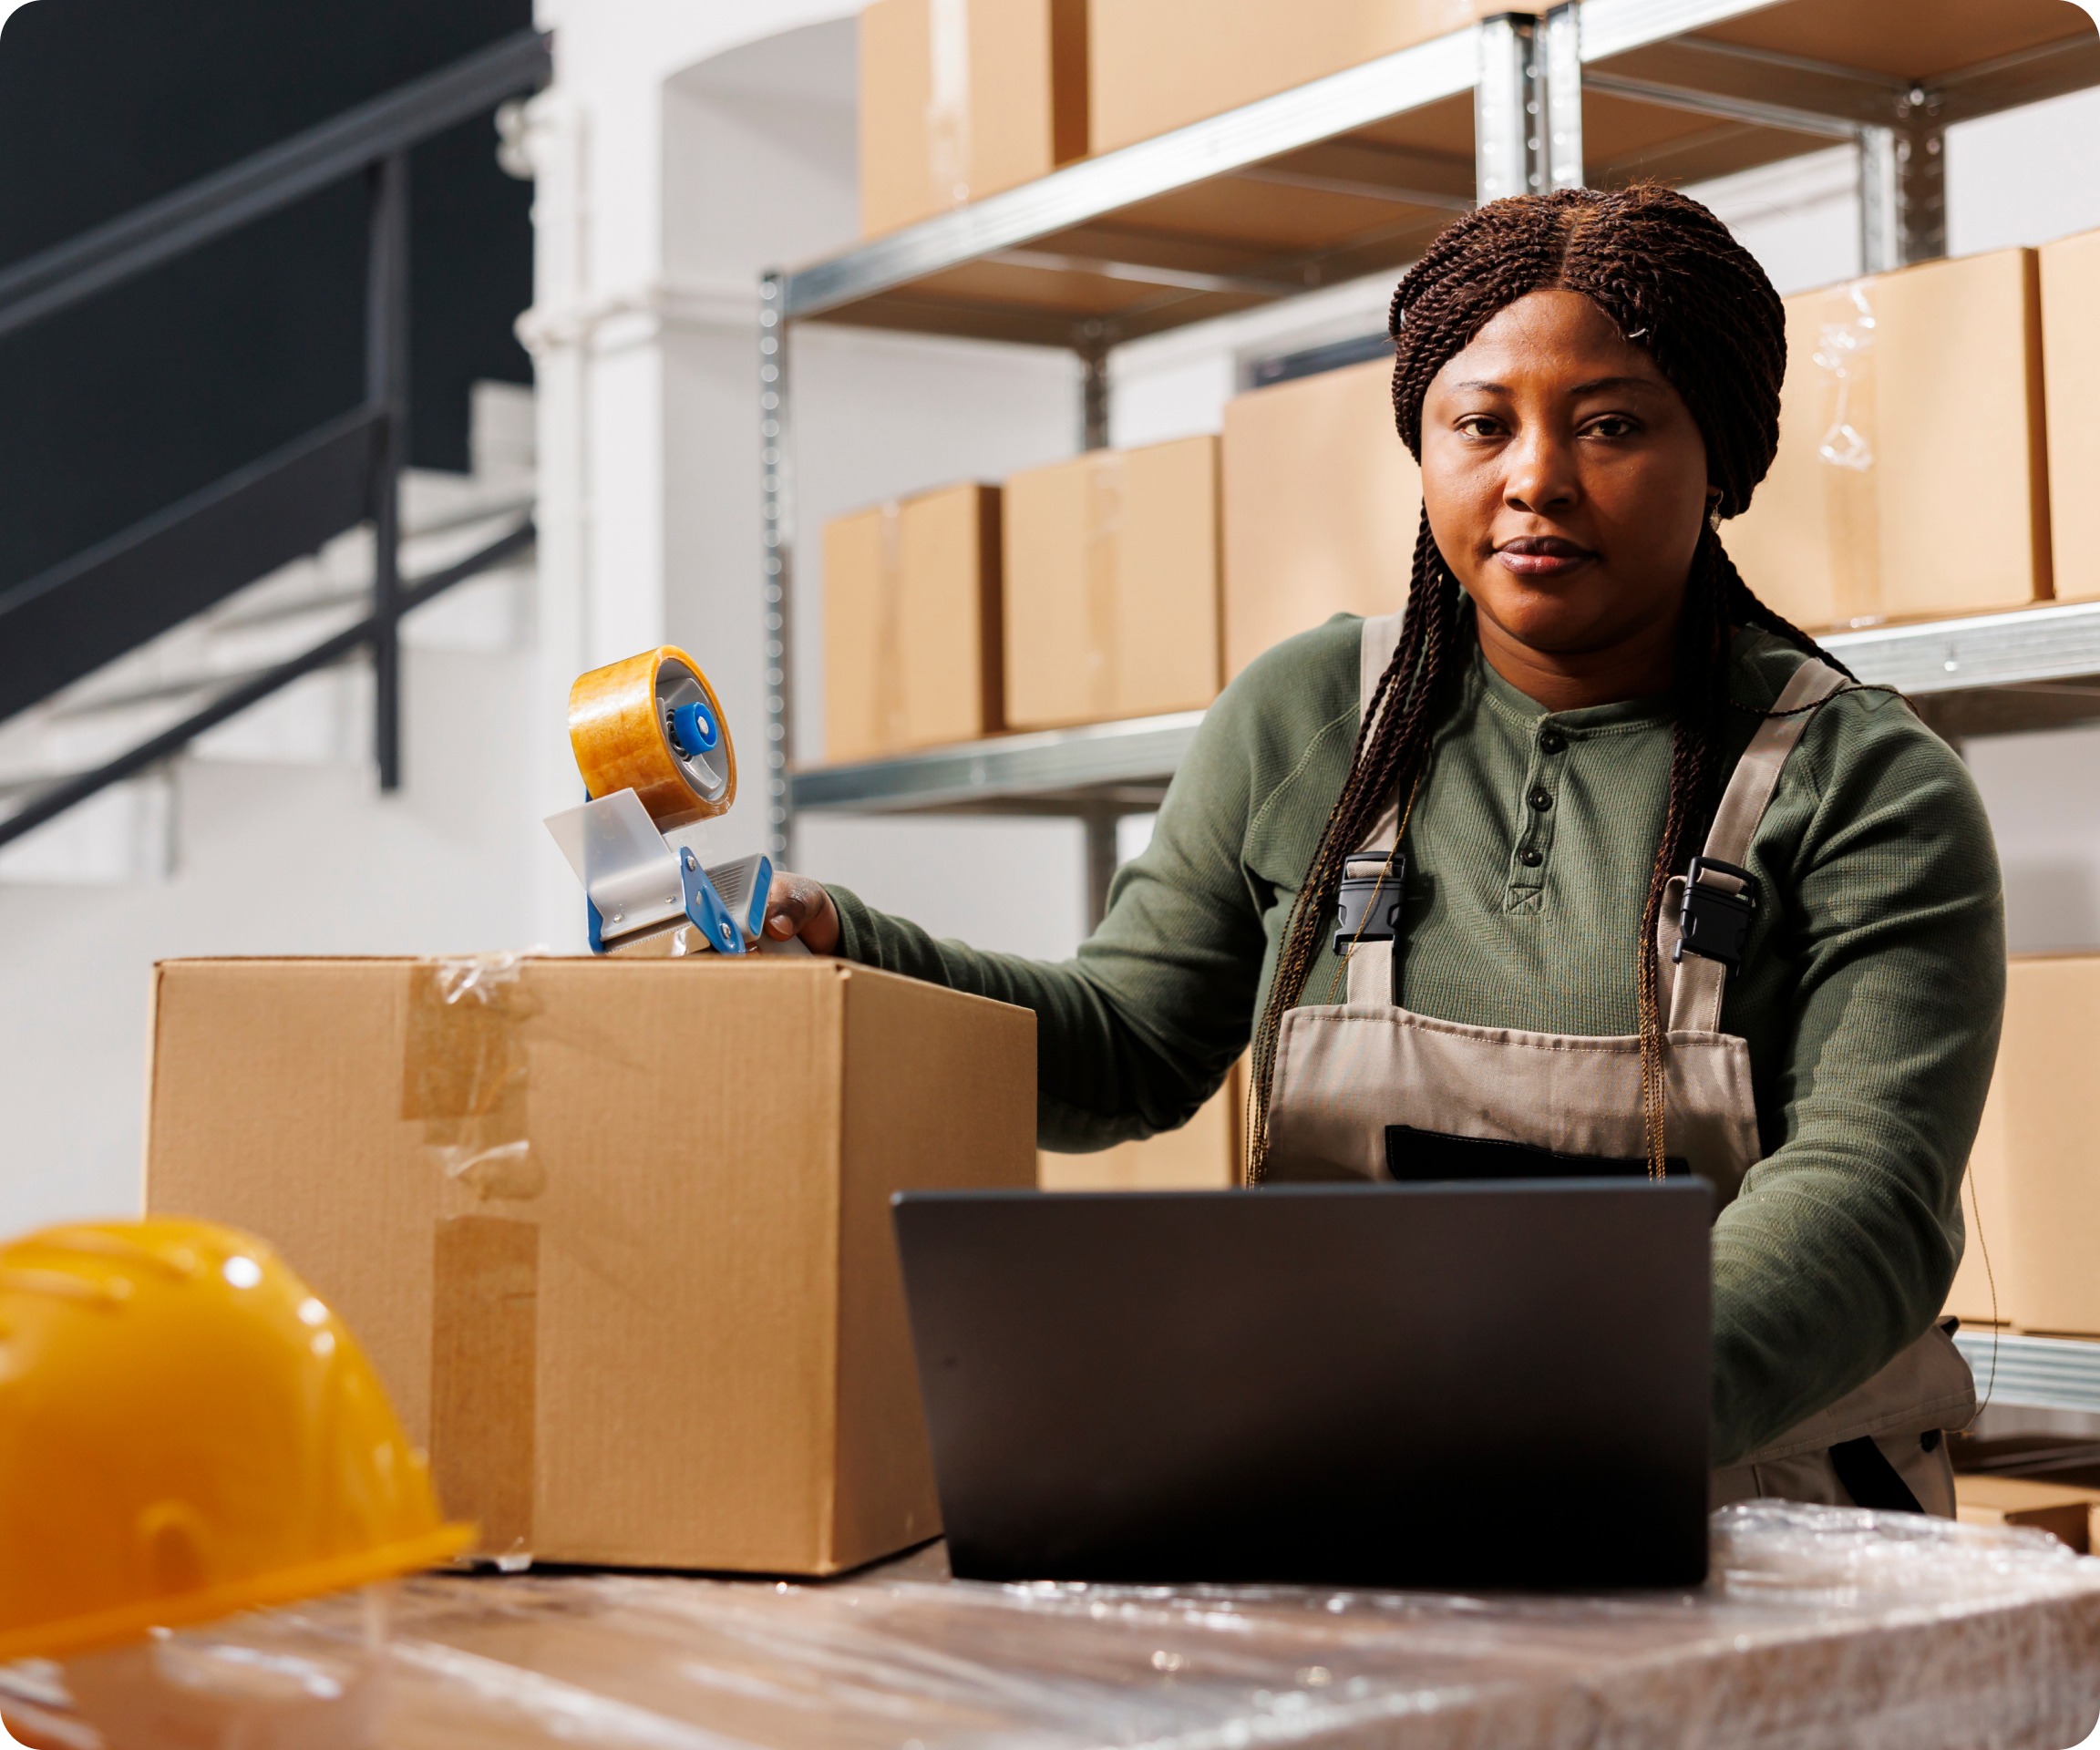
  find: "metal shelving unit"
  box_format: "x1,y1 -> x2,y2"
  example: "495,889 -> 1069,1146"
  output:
765,0 -> 2100,905
1956,1330 -> 2100,1418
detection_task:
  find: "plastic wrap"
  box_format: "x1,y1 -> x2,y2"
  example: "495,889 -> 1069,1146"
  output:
9,1504 -> 2100,1749
1807,280 -> 1882,623
925,0 -> 972,208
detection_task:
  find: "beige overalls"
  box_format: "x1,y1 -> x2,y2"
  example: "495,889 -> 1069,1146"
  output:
1266,612 -> 1974,1515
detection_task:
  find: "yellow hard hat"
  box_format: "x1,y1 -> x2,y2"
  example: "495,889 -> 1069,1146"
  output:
0,1218 -> 472,1662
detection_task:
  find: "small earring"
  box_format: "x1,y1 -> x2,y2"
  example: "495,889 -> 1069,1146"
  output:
1706,501 -> 1723,533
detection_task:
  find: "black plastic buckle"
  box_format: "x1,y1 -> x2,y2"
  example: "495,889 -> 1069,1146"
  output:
1333,856 -> 1406,955
1673,854 -> 1755,971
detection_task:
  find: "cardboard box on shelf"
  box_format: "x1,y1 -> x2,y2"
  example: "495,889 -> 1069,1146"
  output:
1039,1059 -> 1244,1190
860,0 -> 1088,237
1221,356 -> 1420,678
823,482 -> 1004,764
1003,435 -> 1221,730
1953,1474 -> 2100,1552
1089,0 -> 1498,155
1982,954 -> 2100,1339
1943,1057 -> 2012,1328
1728,247 -> 2052,632
2041,225 -> 2100,602
144,954 -> 1035,1576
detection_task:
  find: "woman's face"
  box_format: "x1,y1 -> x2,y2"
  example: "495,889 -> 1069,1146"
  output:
1418,287 -> 1714,680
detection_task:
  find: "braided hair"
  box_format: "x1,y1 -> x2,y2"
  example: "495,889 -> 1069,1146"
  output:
1246,183 -> 1856,1182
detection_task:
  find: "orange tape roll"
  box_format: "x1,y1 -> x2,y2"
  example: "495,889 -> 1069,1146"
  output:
568,645 -> 736,828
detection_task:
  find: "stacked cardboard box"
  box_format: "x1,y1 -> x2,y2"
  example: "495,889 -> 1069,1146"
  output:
1728,247 -> 2052,631
1220,356 -> 1419,678
1003,435 -> 1222,729
145,954 -> 1035,1575
1943,955 -> 2100,1337
1040,1061 -> 1243,1190
2042,225 -> 2100,602
823,483 -> 1004,763
1089,0 -> 1499,155
1954,1475 -> 2100,1552
860,0 -> 1088,236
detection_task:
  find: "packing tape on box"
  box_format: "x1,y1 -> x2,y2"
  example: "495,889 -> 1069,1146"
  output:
402,952 -> 545,1200
431,1214 -> 538,1565
405,953 -> 544,1563
927,0 -> 972,207
1084,452 -> 1124,719
1810,281 -> 1883,624
875,499 -> 909,752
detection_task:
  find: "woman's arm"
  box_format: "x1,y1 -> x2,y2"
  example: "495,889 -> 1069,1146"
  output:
1711,687 -> 2005,1464
761,621 -> 1362,1152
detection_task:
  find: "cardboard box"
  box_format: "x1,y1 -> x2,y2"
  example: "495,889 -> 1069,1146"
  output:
1090,0 -> 1498,154
2042,226 -> 2100,602
1728,248 -> 2052,631
1003,436 -> 1221,729
143,954 -> 1035,1575
824,483 -> 1004,763
1040,1060 -> 1243,1190
1981,955 -> 2100,1338
1942,1056 -> 2012,1328
1221,357 -> 1420,678
860,0 -> 1088,237
1954,1475 -> 2100,1552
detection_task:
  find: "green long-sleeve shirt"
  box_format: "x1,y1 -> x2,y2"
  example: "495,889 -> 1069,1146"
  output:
828,612 -> 2005,1463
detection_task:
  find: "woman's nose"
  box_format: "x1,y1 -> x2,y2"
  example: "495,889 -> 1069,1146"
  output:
1503,434 -> 1580,512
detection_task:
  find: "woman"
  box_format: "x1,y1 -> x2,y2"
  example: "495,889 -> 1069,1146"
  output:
764,187 -> 2003,1510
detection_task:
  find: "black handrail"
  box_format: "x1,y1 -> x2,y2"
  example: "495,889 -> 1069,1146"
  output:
0,27 -> 551,341
0,518 -> 536,852
0,26 -> 553,841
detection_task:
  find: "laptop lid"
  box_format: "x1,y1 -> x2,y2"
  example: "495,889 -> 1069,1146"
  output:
893,1180 -> 1711,1589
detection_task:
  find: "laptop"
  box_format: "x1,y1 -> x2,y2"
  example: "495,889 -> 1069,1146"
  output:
892,1180 -> 1711,1589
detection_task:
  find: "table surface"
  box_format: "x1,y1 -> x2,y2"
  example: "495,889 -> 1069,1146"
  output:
12,1504 -> 2100,1750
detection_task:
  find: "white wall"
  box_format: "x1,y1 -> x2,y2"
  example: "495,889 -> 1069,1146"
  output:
0,643 -> 544,1234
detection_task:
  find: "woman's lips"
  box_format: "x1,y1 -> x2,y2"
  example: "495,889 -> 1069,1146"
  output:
1495,536 -> 1597,580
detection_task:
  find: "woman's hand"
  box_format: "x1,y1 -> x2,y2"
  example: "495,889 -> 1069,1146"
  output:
763,870 -> 841,954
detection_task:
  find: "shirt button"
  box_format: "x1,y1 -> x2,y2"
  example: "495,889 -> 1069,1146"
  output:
1539,730 -> 1567,755
1518,847 -> 1544,868
1529,788 -> 1552,811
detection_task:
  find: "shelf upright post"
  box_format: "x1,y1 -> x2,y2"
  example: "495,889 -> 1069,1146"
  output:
1859,88 -> 1945,273
1476,13 -> 1547,203
1075,315 -> 1117,924
1077,318 -> 1112,452
1857,125 -> 1900,273
760,270 -> 796,864
1895,84 -> 1948,265
1541,4 -> 1584,190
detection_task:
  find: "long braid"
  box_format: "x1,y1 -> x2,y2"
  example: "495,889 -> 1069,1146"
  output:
1247,181 -> 1814,1184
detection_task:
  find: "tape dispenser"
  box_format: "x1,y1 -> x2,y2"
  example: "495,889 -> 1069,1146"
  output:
542,645 -> 789,957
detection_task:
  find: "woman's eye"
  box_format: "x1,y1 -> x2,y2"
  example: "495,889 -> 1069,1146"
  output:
1585,415 -> 1637,438
1457,416 -> 1503,438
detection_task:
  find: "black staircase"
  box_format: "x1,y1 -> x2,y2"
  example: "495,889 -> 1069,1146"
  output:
0,18 -> 551,850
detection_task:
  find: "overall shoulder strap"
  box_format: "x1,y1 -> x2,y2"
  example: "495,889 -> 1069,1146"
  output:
1343,612 -> 1408,1004
1359,612 -> 1405,724
1667,656 -> 1848,1033
1350,612 -> 1408,860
